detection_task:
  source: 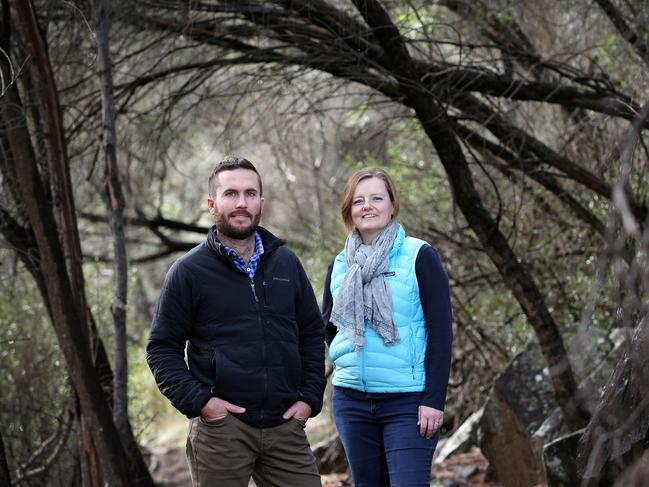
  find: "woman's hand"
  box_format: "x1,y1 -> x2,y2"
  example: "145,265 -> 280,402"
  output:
417,405 -> 443,439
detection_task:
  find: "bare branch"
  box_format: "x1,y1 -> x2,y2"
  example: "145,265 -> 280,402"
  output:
595,0 -> 649,67
13,407 -> 74,483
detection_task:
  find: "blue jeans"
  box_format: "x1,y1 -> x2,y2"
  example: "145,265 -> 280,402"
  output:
333,388 -> 439,487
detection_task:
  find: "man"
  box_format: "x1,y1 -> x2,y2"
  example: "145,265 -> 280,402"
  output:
147,156 -> 325,487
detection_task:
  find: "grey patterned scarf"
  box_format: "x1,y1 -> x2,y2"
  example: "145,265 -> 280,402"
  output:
330,221 -> 400,352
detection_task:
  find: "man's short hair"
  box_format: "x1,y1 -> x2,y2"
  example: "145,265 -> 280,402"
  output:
208,156 -> 263,198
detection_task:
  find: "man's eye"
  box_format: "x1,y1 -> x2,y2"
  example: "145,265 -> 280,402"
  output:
247,191 -> 257,197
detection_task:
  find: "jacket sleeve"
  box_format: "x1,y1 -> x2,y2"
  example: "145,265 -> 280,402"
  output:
321,257 -> 338,347
293,255 -> 326,417
146,261 -> 212,418
416,245 -> 453,410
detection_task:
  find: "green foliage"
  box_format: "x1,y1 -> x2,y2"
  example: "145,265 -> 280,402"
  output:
82,262 -> 176,443
592,31 -> 641,86
486,5 -> 515,24
0,252 -> 177,478
128,334 -> 177,445
0,252 -> 69,474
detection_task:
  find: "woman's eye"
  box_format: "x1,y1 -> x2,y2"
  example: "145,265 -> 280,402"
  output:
372,196 -> 383,202
352,199 -> 363,205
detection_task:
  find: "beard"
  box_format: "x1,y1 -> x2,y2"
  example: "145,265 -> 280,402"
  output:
215,210 -> 262,240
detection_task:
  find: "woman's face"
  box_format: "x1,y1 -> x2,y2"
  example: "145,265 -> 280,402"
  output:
351,177 -> 395,244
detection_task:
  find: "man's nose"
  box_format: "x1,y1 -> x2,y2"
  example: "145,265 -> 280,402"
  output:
235,194 -> 247,207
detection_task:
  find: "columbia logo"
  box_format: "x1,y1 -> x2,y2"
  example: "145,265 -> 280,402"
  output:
272,277 -> 290,282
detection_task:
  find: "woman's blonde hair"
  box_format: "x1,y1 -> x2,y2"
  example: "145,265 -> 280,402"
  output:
340,167 -> 400,232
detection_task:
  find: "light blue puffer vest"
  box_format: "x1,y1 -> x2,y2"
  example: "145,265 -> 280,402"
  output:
328,225 -> 428,392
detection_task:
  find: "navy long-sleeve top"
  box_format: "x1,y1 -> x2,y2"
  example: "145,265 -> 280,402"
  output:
322,245 -> 453,410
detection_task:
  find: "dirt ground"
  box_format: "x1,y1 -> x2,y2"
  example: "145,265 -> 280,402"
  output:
145,412 -> 501,486
149,444 -> 498,486
146,414 -> 499,487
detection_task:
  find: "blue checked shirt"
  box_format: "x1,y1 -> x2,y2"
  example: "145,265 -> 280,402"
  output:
221,231 -> 264,282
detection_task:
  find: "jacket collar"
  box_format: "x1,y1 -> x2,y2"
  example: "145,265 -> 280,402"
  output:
389,224 -> 406,257
206,225 -> 283,257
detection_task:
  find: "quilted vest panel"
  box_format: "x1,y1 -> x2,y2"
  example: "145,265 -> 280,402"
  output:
328,225 -> 428,392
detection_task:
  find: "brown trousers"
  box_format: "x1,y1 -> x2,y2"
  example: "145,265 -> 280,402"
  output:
186,414 -> 321,487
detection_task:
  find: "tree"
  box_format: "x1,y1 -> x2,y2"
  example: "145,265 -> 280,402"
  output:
91,0 -> 130,445
577,102 -> 649,482
0,1 -> 152,484
125,0 -> 647,429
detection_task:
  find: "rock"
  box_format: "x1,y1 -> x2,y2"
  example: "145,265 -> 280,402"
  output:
312,434 -> 349,474
441,479 -> 460,487
543,429 -> 584,487
530,407 -> 571,475
484,463 -> 496,482
613,450 -> 649,487
455,465 -> 479,479
434,407 -> 483,463
531,407 -> 566,444
478,342 -> 555,487
479,327 -> 624,487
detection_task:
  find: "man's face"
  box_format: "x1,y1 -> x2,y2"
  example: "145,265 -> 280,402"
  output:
207,168 -> 264,240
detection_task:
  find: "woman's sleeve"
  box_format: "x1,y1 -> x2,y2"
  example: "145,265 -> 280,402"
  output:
322,257 -> 338,347
416,245 -> 453,410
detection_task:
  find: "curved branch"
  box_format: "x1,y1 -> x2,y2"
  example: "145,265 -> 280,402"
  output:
133,3 -> 644,124
418,64 -> 642,123
454,123 -> 607,237
450,92 -> 647,224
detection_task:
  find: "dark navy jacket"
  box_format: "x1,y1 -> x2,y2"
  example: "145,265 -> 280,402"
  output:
147,226 -> 325,428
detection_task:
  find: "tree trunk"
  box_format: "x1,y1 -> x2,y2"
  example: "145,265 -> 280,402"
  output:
91,0 -> 130,445
8,130 -> 133,486
0,428 -> 11,487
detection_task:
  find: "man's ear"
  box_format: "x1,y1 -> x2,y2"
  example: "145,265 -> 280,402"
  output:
207,196 -> 216,214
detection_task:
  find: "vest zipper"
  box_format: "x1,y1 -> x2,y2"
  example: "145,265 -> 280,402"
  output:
251,282 -> 259,302
360,343 -> 367,391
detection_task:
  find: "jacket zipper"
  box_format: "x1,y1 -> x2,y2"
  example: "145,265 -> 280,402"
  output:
251,276 -> 265,423
258,291 -> 266,424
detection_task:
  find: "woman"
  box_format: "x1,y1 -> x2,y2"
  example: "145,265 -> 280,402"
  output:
322,168 -> 453,487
